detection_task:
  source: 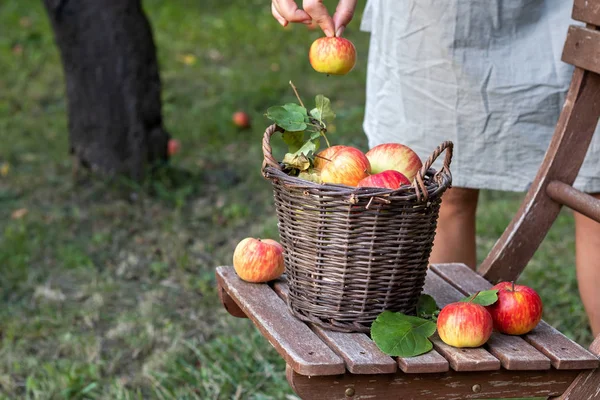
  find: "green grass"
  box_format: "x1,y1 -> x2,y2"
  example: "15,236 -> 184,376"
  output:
0,0 -> 594,398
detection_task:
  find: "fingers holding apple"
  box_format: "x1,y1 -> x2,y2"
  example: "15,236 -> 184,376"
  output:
233,237 -> 285,283
486,282 -> 543,335
309,36 -> 356,75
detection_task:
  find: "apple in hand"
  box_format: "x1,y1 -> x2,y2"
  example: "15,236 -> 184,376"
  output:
233,238 -> 284,283
437,302 -> 494,348
314,145 -> 371,187
167,139 -> 180,156
357,170 -> 410,190
365,143 -> 423,182
309,36 -> 357,76
232,111 -> 251,129
486,282 -> 543,335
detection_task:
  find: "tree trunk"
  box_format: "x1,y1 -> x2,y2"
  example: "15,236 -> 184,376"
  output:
43,0 -> 170,181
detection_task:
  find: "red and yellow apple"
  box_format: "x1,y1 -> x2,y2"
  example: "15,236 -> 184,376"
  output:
437,302 -> 494,348
309,36 -> 356,76
485,282 -> 543,335
365,143 -> 423,182
232,111 -> 251,128
357,170 -> 410,190
314,145 -> 370,186
233,237 -> 284,283
167,139 -> 180,156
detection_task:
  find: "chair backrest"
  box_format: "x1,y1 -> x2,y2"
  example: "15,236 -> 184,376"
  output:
477,0 -> 600,283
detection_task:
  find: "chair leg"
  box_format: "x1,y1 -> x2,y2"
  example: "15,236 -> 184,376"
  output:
551,335 -> 600,399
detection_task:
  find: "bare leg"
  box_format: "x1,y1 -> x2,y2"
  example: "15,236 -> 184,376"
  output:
430,187 -> 480,269
574,194 -> 600,337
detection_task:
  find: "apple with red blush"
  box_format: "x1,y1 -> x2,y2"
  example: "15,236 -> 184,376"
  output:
313,145 -> 371,187
357,170 -> 410,190
233,237 -> 284,283
485,282 -> 543,335
365,143 -> 423,183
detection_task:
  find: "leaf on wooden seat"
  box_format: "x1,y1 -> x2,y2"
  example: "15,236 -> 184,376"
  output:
460,289 -> 499,306
371,311 -> 436,357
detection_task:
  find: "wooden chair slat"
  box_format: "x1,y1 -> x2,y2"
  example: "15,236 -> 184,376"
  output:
478,69 -> 600,283
431,263 -> 600,370
396,348 -> 450,374
425,270 -> 552,370
547,180 -> 600,223
562,26 -> 600,75
573,0 -> 600,26
271,279 -> 399,375
423,272 -> 501,371
551,336 -> 600,399
215,267 -> 345,376
286,364 -> 582,400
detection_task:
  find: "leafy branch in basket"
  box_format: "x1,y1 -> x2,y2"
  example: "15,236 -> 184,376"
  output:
265,81 -> 336,178
371,290 -> 499,357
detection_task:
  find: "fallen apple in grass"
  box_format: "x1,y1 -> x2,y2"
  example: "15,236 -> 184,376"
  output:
167,139 -> 180,156
485,282 -> 543,335
233,238 -> 284,283
232,111 -> 251,129
309,36 -> 357,76
357,170 -> 410,190
365,143 -> 423,183
314,145 -> 371,187
437,301 -> 494,348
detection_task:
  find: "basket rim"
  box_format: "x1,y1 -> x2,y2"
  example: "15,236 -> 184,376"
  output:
261,123 -> 454,202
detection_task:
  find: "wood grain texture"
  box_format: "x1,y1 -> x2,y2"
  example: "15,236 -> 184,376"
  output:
552,334 -> 600,400
272,279 -> 398,375
478,68 -> 600,283
431,263 -> 600,370
562,26 -> 600,75
573,0 -> 600,25
215,267 -> 345,376
286,364 -> 581,400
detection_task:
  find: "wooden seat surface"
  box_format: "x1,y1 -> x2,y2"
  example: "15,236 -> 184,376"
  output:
216,265 -> 598,376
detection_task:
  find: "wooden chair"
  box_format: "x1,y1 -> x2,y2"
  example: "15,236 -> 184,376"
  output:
217,1 -> 600,398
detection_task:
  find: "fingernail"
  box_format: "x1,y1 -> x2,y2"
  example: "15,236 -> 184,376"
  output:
324,28 -> 335,37
336,26 -> 345,37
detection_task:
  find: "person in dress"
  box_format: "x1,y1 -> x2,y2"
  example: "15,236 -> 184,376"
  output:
270,0 -> 600,338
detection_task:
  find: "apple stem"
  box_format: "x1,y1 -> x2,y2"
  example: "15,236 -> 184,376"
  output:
511,281 -> 515,292
321,131 -> 331,148
289,80 -> 305,109
468,291 -> 480,303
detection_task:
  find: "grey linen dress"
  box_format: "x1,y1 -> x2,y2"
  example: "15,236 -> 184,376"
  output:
360,0 -> 600,192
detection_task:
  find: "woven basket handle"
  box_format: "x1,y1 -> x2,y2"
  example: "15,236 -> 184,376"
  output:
262,124 -> 285,176
412,141 -> 453,202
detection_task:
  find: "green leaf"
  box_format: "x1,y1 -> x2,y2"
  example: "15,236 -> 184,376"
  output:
294,137 -> 319,157
309,95 -> 336,123
417,294 -> 439,318
460,289 -> 499,306
371,311 -> 436,357
266,106 -> 307,131
283,103 -> 308,118
282,131 -> 305,154
309,130 -> 322,141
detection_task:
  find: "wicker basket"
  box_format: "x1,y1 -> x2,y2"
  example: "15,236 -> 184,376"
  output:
261,124 -> 453,333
